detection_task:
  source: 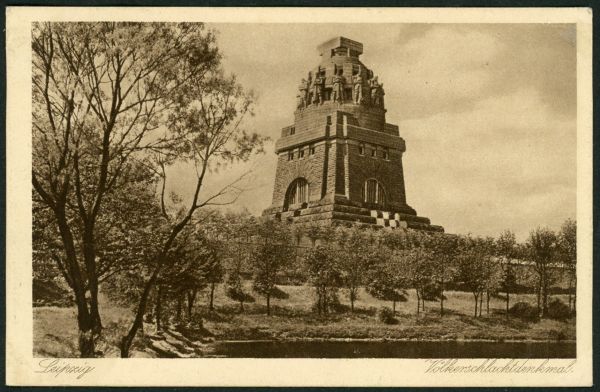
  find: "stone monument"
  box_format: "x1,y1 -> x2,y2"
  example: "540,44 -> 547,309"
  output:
263,37 -> 443,232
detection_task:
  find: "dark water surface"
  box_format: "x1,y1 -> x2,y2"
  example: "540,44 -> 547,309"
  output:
212,340 -> 576,358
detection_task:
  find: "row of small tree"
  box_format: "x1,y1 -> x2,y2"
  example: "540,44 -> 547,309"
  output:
152,214 -> 576,322
300,220 -> 576,319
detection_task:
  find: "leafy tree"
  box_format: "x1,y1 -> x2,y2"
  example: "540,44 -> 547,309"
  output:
404,244 -> 435,316
226,257 -> 253,312
527,227 -> 558,317
557,219 -> 576,311
495,230 -> 518,318
305,244 -> 342,315
428,233 -> 460,316
481,240 -> 502,316
222,213 -> 256,313
366,248 -> 408,314
457,236 -> 494,317
250,219 -> 294,315
187,210 -> 228,311
119,62 -> 265,356
305,224 -> 322,247
32,22 -> 220,357
203,240 -> 225,312
336,225 -> 373,312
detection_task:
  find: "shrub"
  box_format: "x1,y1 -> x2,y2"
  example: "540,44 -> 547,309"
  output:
546,298 -> 571,321
33,278 -> 74,307
226,287 -> 255,303
509,302 -> 539,322
377,306 -> 397,324
548,329 -> 568,341
421,283 -> 446,302
311,291 -> 344,314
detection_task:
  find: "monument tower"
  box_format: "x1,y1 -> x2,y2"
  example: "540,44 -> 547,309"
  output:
263,37 -> 442,232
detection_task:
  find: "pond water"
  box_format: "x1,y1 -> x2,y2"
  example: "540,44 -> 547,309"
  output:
211,340 -> 576,358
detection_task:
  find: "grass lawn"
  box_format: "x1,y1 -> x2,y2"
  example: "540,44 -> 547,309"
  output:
33,299 -> 138,358
199,284 -> 575,342
33,283 -> 575,357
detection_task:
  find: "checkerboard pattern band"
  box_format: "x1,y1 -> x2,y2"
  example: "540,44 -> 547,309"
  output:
370,210 -> 408,229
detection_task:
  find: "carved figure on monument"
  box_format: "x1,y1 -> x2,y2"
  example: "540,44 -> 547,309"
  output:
312,74 -> 325,105
370,77 -> 384,107
353,74 -> 363,104
297,78 -> 309,108
331,73 -> 345,103
306,72 -> 313,104
375,83 -> 385,108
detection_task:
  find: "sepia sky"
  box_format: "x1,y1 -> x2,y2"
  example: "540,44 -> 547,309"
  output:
169,23 -> 577,241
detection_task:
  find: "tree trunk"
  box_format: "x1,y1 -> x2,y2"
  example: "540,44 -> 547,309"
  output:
505,264 -> 511,320
486,290 -> 490,315
473,293 -> 478,317
506,289 -> 510,320
121,267 -> 160,358
209,282 -> 216,311
55,207 -> 95,357
187,289 -> 196,320
317,293 -> 322,316
440,278 -> 445,317
536,276 -> 542,314
542,274 -> 549,317
176,294 -> 183,322
155,285 -> 163,332
82,228 -> 102,335
392,299 -> 396,315
266,293 -> 271,316
479,293 -> 483,317
416,292 -> 420,316
568,280 -> 572,311
120,192 -> 196,358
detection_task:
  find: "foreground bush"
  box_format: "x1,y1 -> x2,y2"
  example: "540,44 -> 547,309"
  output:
33,279 -> 74,307
546,298 -> 571,321
509,302 -> 539,322
377,306 -> 397,324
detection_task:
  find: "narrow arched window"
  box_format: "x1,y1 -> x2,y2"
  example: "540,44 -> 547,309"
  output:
362,179 -> 385,205
285,178 -> 309,209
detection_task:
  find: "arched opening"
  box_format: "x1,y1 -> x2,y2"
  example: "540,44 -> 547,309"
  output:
362,178 -> 386,206
284,177 -> 309,210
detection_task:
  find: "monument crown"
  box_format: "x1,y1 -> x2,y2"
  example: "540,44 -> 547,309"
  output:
317,36 -> 363,58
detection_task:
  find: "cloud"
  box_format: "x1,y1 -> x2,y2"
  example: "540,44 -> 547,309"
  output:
167,23 -> 577,241
382,25 -> 504,120
401,87 -> 576,240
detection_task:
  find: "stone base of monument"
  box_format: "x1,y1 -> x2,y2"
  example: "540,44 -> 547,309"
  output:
263,195 -> 443,232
